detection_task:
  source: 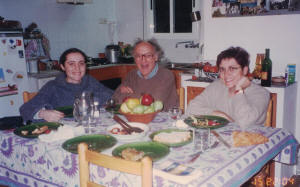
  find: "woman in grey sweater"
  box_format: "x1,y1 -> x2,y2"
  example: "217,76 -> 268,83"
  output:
20,48 -> 113,123
187,47 -> 270,128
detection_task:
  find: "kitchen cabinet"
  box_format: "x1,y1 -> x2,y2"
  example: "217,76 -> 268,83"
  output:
87,64 -> 136,82
181,73 -> 298,186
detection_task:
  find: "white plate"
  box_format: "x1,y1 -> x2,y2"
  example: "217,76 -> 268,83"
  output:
106,122 -> 149,141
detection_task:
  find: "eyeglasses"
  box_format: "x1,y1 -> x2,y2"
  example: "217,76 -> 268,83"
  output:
134,53 -> 154,60
219,66 -> 241,74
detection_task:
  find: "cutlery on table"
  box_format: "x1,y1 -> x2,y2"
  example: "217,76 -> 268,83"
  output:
185,141 -> 219,164
211,130 -> 231,149
113,115 -> 144,133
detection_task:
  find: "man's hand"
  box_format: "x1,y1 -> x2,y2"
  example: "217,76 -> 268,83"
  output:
120,86 -> 134,94
211,110 -> 234,122
39,110 -> 65,122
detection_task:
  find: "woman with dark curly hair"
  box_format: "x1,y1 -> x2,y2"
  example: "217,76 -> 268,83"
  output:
187,47 -> 270,128
20,48 -> 113,123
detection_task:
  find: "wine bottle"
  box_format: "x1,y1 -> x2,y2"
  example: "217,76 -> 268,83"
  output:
261,48 -> 272,87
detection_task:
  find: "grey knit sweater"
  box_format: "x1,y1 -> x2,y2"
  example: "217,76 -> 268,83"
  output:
186,79 -> 270,128
19,73 -> 113,122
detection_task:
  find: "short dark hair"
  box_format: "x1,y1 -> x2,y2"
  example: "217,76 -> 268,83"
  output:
59,48 -> 88,66
216,47 -> 250,69
132,38 -> 164,61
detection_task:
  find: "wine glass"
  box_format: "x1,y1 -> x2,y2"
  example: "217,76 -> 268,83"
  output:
105,98 -> 116,118
168,107 -> 182,121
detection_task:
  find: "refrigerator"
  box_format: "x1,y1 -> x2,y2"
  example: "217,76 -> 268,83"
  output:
0,29 -> 30,117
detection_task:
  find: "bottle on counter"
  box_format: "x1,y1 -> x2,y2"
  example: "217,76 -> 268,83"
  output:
252,53 -> 264,79
261,48 -> 272,87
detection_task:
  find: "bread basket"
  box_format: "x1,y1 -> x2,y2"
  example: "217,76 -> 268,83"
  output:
119,110 -> 160,124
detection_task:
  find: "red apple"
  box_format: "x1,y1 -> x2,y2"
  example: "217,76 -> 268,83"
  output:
141,94 -> 154,106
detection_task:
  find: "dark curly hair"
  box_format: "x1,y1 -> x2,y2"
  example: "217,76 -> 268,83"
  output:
59,48 -> 88,66
216,47 -> 250,69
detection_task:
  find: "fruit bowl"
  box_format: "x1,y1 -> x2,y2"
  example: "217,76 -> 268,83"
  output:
119,110 -> 161,124
204,71 -> 219,80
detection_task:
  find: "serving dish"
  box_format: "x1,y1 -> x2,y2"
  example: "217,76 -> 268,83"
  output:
112,141 -> 169,161
55,105 -> 73,118
62,134 -> 117,154
14,122 -> 62,138
184,115 -> 229,129
106,122 -> 149,141
149,129 -> 193,147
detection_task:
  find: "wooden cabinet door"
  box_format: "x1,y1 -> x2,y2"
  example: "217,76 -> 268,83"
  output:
171,70 -> 183,89
187,86 -> 205,104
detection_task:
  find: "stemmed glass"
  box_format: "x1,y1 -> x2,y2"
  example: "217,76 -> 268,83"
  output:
105,98 -> 116,118
168,107 -> 182,121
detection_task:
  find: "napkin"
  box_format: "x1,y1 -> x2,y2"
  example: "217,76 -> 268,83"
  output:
39,125 -> 84,143
154,160 -> 202,184
173,119 -> 189,129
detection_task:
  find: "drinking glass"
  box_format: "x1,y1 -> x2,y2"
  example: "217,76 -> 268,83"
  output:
105,98 -> 116,118
168,107 -> 182,121
73,91 -> 94,133
193,128 -> 211,151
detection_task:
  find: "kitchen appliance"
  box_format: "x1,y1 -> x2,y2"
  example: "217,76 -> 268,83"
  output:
105,45 -> 120,64
0,29 -> 30,117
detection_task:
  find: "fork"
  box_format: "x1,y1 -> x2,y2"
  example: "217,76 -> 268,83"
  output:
185,141 -> 219,164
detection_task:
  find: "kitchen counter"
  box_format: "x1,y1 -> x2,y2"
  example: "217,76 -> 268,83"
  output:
28,70 -> 62,79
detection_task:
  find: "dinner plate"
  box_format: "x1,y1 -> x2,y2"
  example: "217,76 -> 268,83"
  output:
106,122 -> 149,142
14,122 -> 62,138
112,141 -> 169,161
149,129 -> 193,147
105,104 -> 121,114
62,134 -> 117,154
55,106 -> 73,118
184,115 -> 229,129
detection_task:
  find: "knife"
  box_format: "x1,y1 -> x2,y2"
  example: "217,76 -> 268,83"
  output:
211,130 -> 231,149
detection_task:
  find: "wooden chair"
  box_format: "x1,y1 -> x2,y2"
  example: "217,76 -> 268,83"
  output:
22,91 -> 37,103
249,93 -> 277,187
78,143 -> 153,187
176,87 -> 185,112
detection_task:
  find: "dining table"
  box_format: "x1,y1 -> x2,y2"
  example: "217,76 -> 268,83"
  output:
0,111 -> 298,187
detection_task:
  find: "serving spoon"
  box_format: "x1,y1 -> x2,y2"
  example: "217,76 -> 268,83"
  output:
113,115 -> 144,133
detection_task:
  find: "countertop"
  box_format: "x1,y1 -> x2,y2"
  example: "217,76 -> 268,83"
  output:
28,70 -> 62,79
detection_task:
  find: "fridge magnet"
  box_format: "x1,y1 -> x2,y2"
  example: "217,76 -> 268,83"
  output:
16,39 -> 22,46
0,68 -> 5,83
18,50 -> 24,58
212,0 -> 300,17
8,39 -> 16,49
0,84 -> 18,97
1,39 -> 6,44
13,71 -> 25,84
6,69 -> 13,74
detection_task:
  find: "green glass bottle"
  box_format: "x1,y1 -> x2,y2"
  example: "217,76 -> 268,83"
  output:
261,48 -> 272,87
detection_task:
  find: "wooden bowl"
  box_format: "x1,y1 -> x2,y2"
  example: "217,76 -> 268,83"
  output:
119,110 -> 160,124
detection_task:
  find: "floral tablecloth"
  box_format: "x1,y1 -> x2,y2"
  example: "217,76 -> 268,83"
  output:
0,112 -> 298,187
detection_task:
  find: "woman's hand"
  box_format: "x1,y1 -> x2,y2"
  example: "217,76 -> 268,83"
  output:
211,110 -> 234,122
120,86 -> 134,94
38,110 -> 65,122
235,76 -> 251,91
